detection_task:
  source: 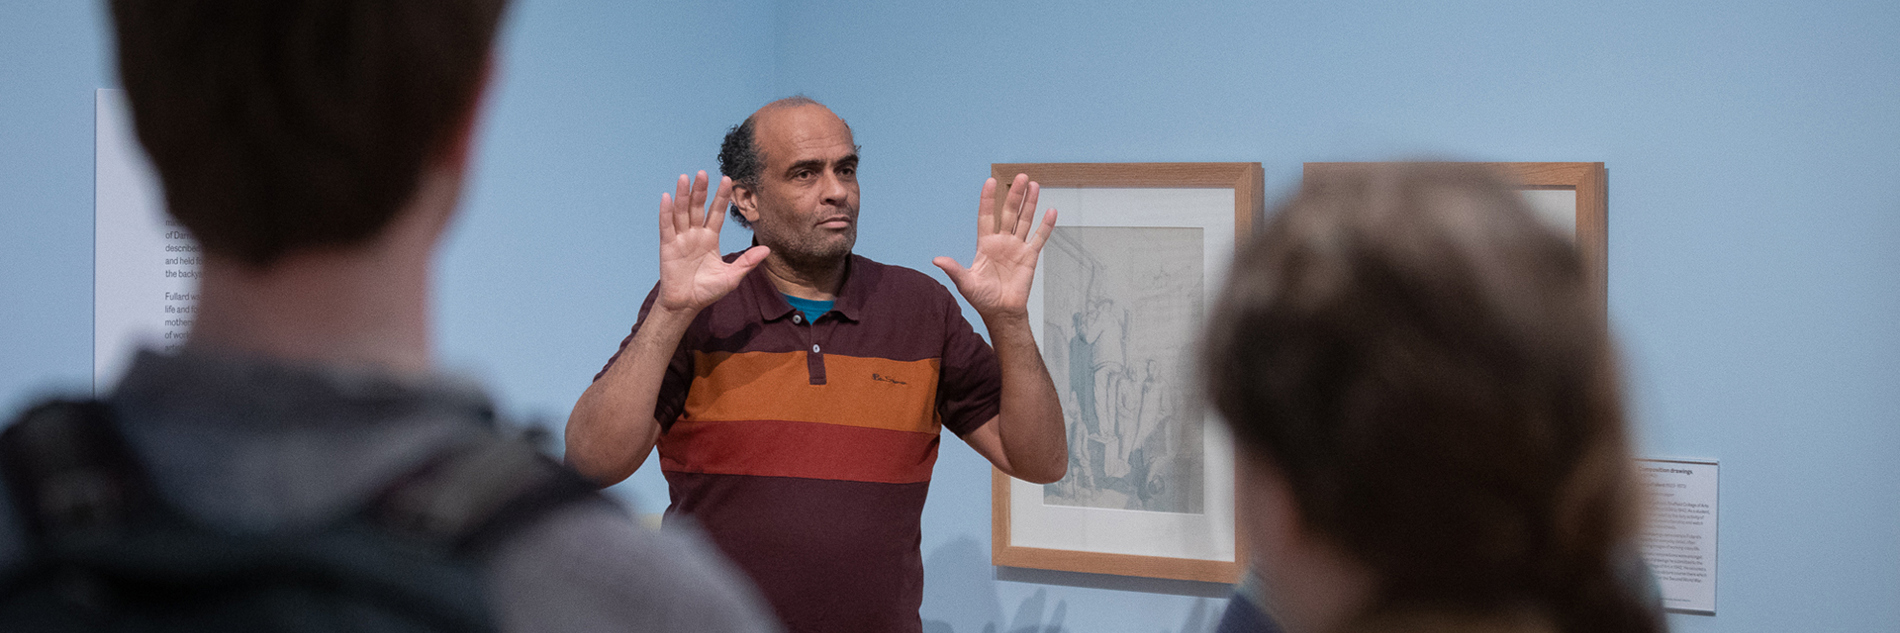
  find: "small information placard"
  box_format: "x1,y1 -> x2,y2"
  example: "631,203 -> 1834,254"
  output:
1637,458 -> 1719,614
95,89 -> 199,392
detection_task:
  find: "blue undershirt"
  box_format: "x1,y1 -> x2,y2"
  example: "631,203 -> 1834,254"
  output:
783,294 -> 834,323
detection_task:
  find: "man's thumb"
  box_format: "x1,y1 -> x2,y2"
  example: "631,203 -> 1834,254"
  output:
734,245 -> 771,271
932,256 -> 967,286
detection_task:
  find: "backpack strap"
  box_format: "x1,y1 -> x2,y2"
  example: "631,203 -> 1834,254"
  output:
0,399 -> 161,543
1,399 -> 602,560
0,400 -> 508,632
368,432 -> 605,557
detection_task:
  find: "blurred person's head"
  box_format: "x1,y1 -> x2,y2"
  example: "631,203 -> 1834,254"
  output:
1202,163 -> 1659,633
111,0 -> 509,268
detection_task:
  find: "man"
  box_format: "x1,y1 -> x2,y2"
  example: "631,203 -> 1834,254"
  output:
0,1 -> 777,631
566,97 -> 1069,632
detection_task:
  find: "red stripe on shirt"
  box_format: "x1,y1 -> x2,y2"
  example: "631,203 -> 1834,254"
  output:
657,418 -> 941,484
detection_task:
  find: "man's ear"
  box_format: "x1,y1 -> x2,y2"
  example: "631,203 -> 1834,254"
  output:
732,183 -> 762,225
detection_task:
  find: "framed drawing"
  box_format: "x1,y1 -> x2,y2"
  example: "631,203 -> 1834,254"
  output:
989,162 -> 1263,584
1302,162 -> 1608,311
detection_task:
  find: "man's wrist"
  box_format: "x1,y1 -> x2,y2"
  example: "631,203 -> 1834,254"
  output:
638,304 -> 702,340
978,309 -> 1033,333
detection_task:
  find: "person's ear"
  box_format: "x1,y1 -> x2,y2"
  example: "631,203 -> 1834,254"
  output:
433,55 -> 494,174
1235,451 -> 1303,565
732,183 -> 762,225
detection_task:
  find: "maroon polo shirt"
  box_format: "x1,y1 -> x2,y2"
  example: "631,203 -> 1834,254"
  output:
595,254 -> 1001,633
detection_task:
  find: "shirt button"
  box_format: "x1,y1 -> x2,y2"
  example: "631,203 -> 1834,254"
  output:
792,314 -> 802,323
811,344 -> 821,353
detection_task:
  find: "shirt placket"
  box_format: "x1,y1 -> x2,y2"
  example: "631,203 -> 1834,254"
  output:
792,311 -> 827,385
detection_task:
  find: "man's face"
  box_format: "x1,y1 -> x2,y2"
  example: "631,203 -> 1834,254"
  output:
735,104 -> 861,268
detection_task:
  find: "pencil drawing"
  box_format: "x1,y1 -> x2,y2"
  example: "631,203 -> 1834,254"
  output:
1040,226 -> 1205,514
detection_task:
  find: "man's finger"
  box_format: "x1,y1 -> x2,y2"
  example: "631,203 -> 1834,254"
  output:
689,171 -> 711,225
1014,181 -> 1041,239
976,177 -> 998,236
998,174 -> 1029,238
671,173 -> 693,236
732,244 -> 770,272
708,176 -> 734,232
1028,207 -> 1058,252
659,192 -> 677,241
932,256 -> 969,289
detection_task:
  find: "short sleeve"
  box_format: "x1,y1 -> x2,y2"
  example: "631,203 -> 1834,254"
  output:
935,293 -> 1002,437
592,284 -> 696,431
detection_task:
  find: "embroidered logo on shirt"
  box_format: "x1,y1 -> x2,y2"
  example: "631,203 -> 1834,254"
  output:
871,373 -> 908,386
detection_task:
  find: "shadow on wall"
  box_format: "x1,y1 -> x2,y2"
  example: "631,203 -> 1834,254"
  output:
921,535 -> 1218,633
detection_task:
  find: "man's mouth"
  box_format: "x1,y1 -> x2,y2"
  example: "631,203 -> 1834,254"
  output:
817,216 -> 853,229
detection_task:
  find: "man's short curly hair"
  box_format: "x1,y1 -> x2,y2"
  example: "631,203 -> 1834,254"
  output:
716,115 -> 767,228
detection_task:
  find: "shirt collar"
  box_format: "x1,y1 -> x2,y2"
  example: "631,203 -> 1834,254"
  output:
738,253 -> 870,323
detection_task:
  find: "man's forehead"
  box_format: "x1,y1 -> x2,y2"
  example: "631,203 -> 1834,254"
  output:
755,104 -> 855,161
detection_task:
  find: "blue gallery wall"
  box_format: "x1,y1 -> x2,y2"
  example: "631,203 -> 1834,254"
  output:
2,2 -> 1897,633
0,3 -> 107,410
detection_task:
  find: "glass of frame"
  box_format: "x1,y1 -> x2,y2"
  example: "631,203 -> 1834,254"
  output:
989,162 -> 1263,584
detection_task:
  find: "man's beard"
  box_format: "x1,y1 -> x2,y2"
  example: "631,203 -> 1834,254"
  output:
753,214 -> 856,273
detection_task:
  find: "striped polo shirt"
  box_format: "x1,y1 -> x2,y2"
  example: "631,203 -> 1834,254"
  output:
596,254 -> 1001,633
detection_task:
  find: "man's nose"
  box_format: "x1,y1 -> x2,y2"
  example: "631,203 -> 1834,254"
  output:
820,171 -> 849,206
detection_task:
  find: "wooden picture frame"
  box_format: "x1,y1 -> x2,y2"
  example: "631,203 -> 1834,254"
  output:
1302,162 -> 1608,311
989,162 -> 1263,584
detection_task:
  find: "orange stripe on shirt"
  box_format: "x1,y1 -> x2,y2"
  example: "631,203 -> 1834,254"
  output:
657,418 -> 941,484
685,351 -> 941,434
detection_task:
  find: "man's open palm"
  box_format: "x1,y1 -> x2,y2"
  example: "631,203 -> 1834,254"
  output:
934,174 -> 1056,320
657,172 -> 768,314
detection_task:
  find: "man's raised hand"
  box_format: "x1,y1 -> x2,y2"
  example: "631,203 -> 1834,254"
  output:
932,173 -> 1057,320
656,171 -> 768,315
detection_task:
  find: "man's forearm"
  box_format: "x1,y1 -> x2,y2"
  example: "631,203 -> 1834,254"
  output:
982,313 -> 1069,484
565,307 -> 697,486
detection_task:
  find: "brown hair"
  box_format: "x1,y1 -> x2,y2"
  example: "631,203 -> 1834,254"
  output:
111,0 -> 510,266
1202,163 -> 1660,633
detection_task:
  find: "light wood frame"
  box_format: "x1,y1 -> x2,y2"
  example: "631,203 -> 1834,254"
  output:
988,162 -> 1263,584
1302,162 -> 1608,312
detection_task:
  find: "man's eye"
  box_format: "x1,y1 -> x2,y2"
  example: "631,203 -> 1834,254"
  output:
839,167 -> 856,177
792,171 -> 814,180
